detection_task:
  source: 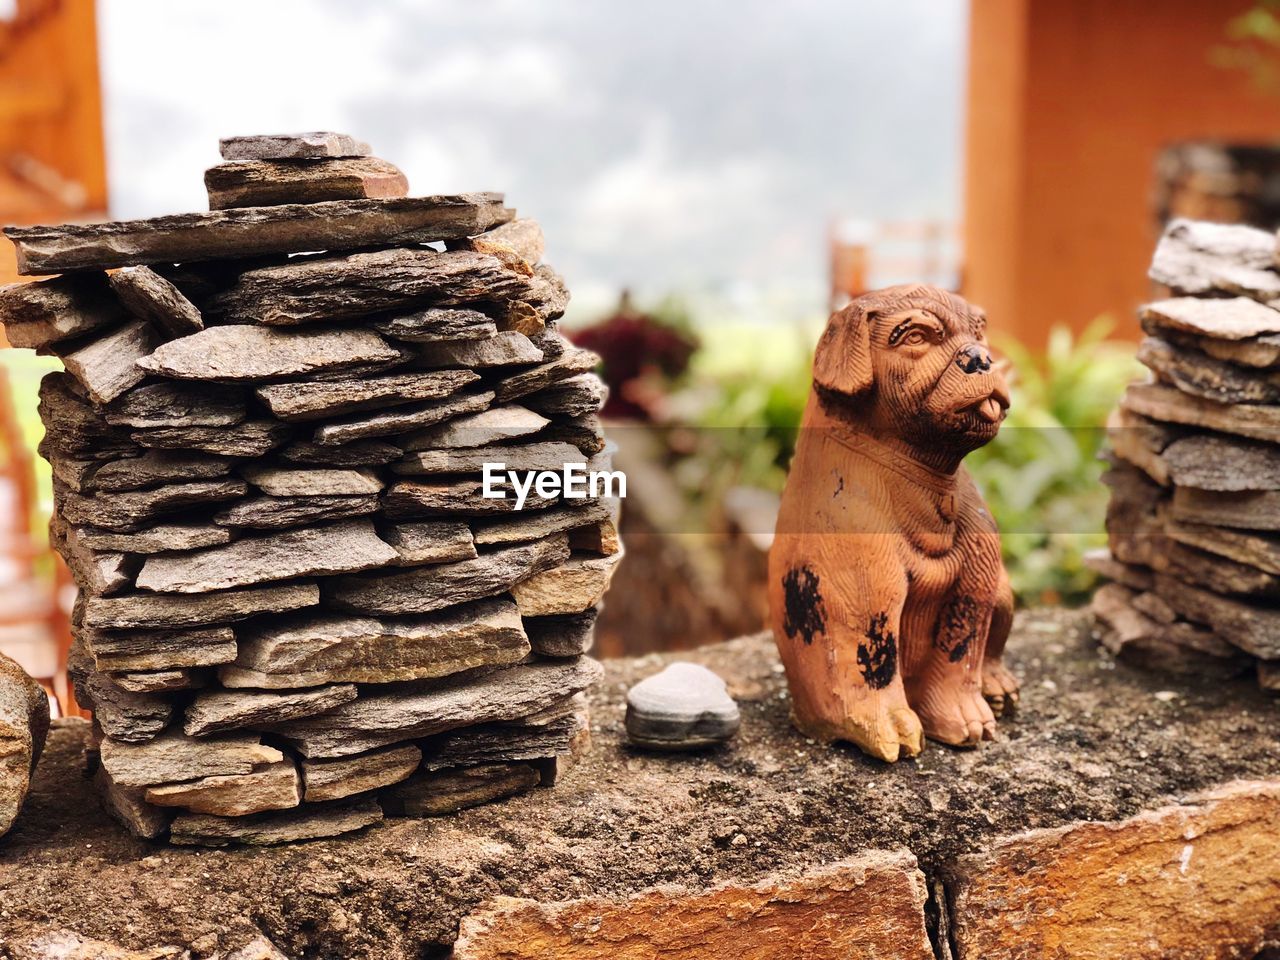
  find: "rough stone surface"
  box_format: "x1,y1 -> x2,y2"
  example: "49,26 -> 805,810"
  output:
108,266 -> 204,337
380,519 -> 476,565
222,598 -> 530,688
71,663 -> 172,743
57,478 -> 247,532
0,653 -> 49,838
95,765 -> 170,841
1162,433 -> 1280,491
86,626 -> 237,673
381,762 -> 542,819
129,419 -> 292,458
104,382 -> 246,429
414,331 -> 543,368
88,450 -> 235,492
183,685 -> 358,737
109,669 -> 208,694
1122,382 -> 1280,441
311,390 -> 493,445
240,465 -> 384,497
511,553 -> 622,616
1138,335 -> 1280,404
205,157 -> 408,209
523,609 -> 598,658
493,347 -> 601,404
372,307 -> 497,344
404,404 -> 548,451
37,372 -> 136,460
382,477 -> 558,518
213,493 -> 380,531
100,730 -> 283,788
4,195 -> 509,274
625,662 -> 741,751
144,761 -> 302,817
1139,295 -> 1280,340
256,369 -> 476,421
302,745 -> 422,803
280,439 -> 402,467
1148,218 -> 1280,304
5,612 -> 1280,957
76,522 -> 232,555
169,799 -> 382,847
138,324 -> 403,382
219,132 -> 372,161
523,374 -> 609,418
474,501 -> 612,547
83,582 -> 320,630
59,320 -> 158,405
394,441 -> 584,476
0,273 -> 124,348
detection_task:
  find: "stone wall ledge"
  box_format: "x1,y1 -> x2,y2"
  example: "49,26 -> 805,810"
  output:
1,609 -> 1278,959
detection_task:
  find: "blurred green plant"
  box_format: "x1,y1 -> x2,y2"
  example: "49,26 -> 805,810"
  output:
1211,0 -> 1280,94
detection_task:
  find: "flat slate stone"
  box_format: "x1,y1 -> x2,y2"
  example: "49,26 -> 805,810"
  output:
1162,434 -> 1280,491
418,712 -> 583,772
209,248 -> 537,326
1139,296 -> 1280,341
4,195 -> 510,274
373,308 -> 496,343
206,157 -> 408,209
403,405 -> 548,451
37,373 -> 137,460
393,441 -> 585,476
241,466 -> 384,497
219,132 -> 372,161
137,520 -> 397,594
1171,485 -> 1280,531
1091,583 -> 1250,677
57,478 -> 248,532
493,348 -> 601,404
312,390 -> 493,445
526,264 -> 571,321
1148,218 -> 1280,305
511,553 -> 622,617
381,763 -> 540,818
414,331 -> 543,368
184,685 -> 357,737
382,477 -> 559,518
108,266 -> 204,337
169,798 -> 382,847
523,374 -> 609,418
138,325 -> 404,382
0,273 -> 124,349
0,653 -> 48,839
459,219 -> 546,266
1122,383 -> 1280,442
329,536 -> 570,617
58,320 -> 158,405
302,745 -> 422,803
214,494 -> 380,531
145,761 -> 302,817
1151,572 -> 1280,658
523,608 -> 599,658
625,662 -> 741,751
100,730 -> 284,788
94,765 -> 170,840
87,625 -> 238,672
104,382 -> 246,428
270,656 -> 603,758
1138,336 -> 1280,404
221,598 -> 529,689
76,522 -> 232,554
49,520 -> 133,596
379,520 -> 477,565
473,500 -> 612,547
130,419 -> 292,458
109,668 -> 209,694
280,439 -> 402,467
1167,520 -> 1280,575
83,582 -> 320,630
256,369 -> 478,421
90,450 -> 235,492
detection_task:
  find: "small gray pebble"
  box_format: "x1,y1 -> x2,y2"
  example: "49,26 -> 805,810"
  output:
625,662 -> 740,751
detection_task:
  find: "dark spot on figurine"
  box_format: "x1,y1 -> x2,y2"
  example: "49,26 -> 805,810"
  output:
832,472 -> 844,498
938,594 -> 980,664
859,612 -> 898,689
782,566 -> 826,646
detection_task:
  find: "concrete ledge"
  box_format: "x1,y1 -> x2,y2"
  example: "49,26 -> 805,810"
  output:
1,609 -> 1278,958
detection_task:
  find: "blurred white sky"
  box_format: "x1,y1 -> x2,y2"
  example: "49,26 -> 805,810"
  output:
98,0 -> 966,322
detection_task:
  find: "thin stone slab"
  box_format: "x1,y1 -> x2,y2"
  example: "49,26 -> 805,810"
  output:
1139,296 -> 1280,341
569,516 -> 621,556
130,419 -> 292,458
393,441 -> 584,476
1122,383 -> 1280,442
241,466 -> 384,497
37,373 -> 137,460
373,308 -> 496,343
1151,573 -> 1280,659
380,763 -> 540,818
312,390 -> 493,445
0,273 -> 124,349
47,454 -> 100,493
145,761 -> 302,817
136,520 -> 397,593
209,248 -> 537,326
91,451 -> 235,492
625,662 -> 741,751
83,582 -> 320,630
85,627 -> 238,670
77,522 -> 232,555
460,219 -> 546,266
1162,435 -> 1280,491
418,712 -> 584,772
382,477 -> 559,518
280,439 -> 402,467
57,478 -> 248,531
473,500 -> 612,547
256,369 -> 477,421
403,405 -> 548,451
168,798 -> 382,847
109,668 -> 210,693
512,553 -> 623,617
49,520 -> 133,596
100,730 -> 283,788
1151,327 -> 1280,369
213,494 -> 379,530
414,331 -> 543,368
206,157 -> 408,209
58,320 -> 158,405
219,132 -> 372,161
1148,218 -> 1280,305
1166,520 -> 1280,576
1138,336 -> 1280,404
94,765 -> 171,840
526,264 -> 571,321
269,656 -> 603,758
380,520 -> 476,565
524,608 -> 599,657
184,685 -> 357,737
493,348 -> 602,404
1170,486 -> 1280,531
0,654 -> 49,838
108,266 -> 204,337
104,382 -> 246,428
221,598 -> 529,689
302,745 -> 422,803
523,374 -> 609,418
329,536 -> 569,617
4,195 -> 510,274
138,325 -> 404,382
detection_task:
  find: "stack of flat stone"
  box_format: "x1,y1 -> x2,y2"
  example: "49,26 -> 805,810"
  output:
0,132 -> 620,845
1090,217 -> 1280,693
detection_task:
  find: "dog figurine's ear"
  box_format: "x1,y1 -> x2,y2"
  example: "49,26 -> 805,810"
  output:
813,301 -> 874,397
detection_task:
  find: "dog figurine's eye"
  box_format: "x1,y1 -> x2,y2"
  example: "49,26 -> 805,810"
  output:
902,330 -> 928,346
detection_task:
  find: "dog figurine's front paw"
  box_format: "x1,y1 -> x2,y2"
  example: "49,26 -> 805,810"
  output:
915,687 -> 997,747
853,705 -> 925,763
981,656 -> 1021,717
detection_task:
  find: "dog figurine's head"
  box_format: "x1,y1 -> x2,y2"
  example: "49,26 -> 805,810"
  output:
813,284 -> 1010,459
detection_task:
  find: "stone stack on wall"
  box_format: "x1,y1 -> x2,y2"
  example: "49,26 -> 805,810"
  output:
1091,217 -> 1280,692
0,132 -> 620,845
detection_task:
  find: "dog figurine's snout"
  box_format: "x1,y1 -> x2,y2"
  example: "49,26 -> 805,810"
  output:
955,342 -> 993,375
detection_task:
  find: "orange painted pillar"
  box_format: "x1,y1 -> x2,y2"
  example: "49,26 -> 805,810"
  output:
963,0 -> 1280,347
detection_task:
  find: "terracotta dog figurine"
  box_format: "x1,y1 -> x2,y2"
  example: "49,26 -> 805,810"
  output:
768,284 -> 1019,762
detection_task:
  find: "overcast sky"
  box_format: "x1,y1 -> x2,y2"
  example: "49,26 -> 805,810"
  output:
99,1 -> 967,318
